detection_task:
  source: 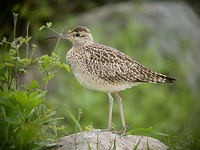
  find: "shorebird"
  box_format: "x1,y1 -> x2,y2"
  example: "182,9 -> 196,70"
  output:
46,26 -> 176,134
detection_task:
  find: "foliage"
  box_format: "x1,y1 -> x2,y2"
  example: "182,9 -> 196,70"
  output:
0,13 -> 69,149
168,127 -> 200,150
0,1 -> 199,149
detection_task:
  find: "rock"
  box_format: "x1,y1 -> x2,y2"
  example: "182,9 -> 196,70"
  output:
41,129 -> 168,150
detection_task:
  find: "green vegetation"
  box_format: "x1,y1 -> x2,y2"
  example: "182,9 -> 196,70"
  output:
0,14 -> 69,150
1,2 -> 200,148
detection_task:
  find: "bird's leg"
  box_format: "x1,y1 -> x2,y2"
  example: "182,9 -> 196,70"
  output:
113,91 -> 129,134
107,92 -> 114,130
101,92 -> 115,132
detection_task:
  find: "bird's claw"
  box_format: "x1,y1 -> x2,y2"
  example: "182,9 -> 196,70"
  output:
101,127 -> 116,133
101,125 -> 129,134
112,125 -> 129,134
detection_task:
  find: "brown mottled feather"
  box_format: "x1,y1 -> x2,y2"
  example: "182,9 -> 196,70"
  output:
81,43 -> 175,84
70,26 -> 91,33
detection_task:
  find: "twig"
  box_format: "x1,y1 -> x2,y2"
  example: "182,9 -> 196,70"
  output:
43,69 -> 49,103
26,21 -> 30,58
13,13 -> 18,41
13,13 -> 18,89
53,26 -> 68,53
17,73 -> 25,88
47,27 -> 60,35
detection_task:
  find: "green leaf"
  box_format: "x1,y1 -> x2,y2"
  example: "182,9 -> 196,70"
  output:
30,80 -> 40,89
5,117 -> 18,124
49,124 -> 56,129
15,90 -> 27,112
46,22 -> 52,28
39,25 -> 45,31
24,58 -> 32,65
38,141 -> 47,147
4,71 -> 9,80
9,49 -> 16,55
5,62 -> 14,67
21,85 -> 32,90
3,37 -> 7,42
5,54 -> 13,61
57,125 -> 65,130
26,36 -> 32,42
20,125 -> 37,149
48,73 -> 54,80
0,63 -> 6,69
27,91 -> 46,107
46,143 -> 57,147
43,73 -> 54,82
32,44 -> 37,48
31,106 -> 60,126
148,129 -> 171,137
22,38 -> 26,43
52,52 -> 56,57
37,59 -> 44,64
62,63 -> 70,72
20,68 -> 28,73
0,95 -> 17,112
38,141 -> 57,147
17,58 -> 32,65
0,76 -> 6,81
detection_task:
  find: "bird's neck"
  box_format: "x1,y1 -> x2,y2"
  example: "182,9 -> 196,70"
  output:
73,41 -> 94,48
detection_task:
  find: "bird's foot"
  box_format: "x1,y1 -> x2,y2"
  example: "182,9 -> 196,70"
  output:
112,125 -> 129,134
101,127 -> 116,133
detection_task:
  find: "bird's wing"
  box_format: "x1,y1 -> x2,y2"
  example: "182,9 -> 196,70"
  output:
84,43 -> 175,83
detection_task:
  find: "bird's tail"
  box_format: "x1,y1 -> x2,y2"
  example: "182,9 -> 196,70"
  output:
157,74 -> 176,83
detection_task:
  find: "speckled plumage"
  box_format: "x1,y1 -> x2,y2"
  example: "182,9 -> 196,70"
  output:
46,26 -> 176,134
66,27 -> 175,93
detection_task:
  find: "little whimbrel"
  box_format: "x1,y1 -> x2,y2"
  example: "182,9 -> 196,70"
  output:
46,26 -> 176,134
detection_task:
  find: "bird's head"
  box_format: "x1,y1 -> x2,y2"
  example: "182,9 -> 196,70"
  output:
45,26 -> 94,47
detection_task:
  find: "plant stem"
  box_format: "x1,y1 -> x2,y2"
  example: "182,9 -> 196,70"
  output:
13,13 -> 18,41
17,73 -> 25,88
13,13 -> 19,90
26,21 -> 30,58
43,73 -> 49,103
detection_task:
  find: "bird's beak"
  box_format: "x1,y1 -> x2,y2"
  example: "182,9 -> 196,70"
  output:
45,34 -> 70,40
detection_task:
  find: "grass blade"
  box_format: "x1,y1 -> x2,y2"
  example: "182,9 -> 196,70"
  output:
112,137 -> 117,150
65,105 -> 91,150
147,139 -> 149,150
133,127 -> 152,150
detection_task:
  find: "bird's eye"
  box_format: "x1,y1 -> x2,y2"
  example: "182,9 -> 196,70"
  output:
75,33 -> 80,37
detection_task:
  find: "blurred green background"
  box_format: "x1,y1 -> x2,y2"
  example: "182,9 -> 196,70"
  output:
1,0 -> 200,145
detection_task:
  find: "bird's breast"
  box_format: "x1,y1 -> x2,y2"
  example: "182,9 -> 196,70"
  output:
66,49 -> 140,92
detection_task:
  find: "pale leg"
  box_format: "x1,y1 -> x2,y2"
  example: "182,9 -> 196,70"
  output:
107,92 -> 113,130
114,91 -> 129,134
101,92 -> 115,132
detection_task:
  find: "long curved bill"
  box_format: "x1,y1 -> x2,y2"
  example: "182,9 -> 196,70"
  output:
45,34 -> 70,40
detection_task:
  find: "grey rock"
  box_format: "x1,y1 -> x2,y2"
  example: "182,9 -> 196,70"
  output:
42,129 -> 168,150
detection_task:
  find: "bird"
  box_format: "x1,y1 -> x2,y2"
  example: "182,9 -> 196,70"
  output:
45,26 -> 176,134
